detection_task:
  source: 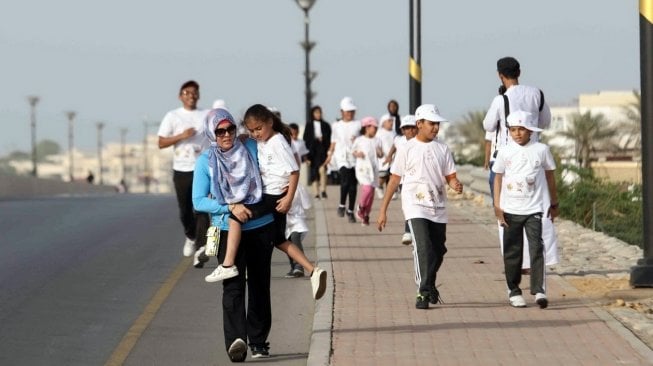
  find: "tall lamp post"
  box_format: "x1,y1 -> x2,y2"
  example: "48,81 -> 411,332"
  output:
96,122 -> 105,185
27,96 -> 40,177
295,0 -> 317,124
65,111 -> 76,181
409,0 -> 422,113
120,128 -> 128,183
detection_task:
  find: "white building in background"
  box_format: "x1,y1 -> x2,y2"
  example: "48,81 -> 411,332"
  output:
542,90 -> 641,183
9,134 -> 175,193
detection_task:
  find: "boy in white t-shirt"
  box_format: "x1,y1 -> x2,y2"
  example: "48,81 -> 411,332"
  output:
492,110 -> 559,309
157,80 -> 210,266
377,104 -> 463,310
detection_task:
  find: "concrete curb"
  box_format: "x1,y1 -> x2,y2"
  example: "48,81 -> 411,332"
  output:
307,199 -> 333,366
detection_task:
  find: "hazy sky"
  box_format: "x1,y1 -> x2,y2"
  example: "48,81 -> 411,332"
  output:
0,0 -> 640,155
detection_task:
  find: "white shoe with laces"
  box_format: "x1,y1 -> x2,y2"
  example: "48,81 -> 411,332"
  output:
509,295 -> 527,308
401,233 -> 412,245
205,265 -> 239,283
183,238 -> 195,257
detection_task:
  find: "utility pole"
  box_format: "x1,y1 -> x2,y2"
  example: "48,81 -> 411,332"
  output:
65,111 -> 76,181
120,128 -> 128,183
295,0 -> 318,124
27,96 -> 40,177
631,0 -> 653,287
409,0 -> 422,114
96,122 -> 105,185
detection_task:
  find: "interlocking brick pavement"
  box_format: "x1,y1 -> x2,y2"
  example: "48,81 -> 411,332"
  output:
318,186 -> 652,365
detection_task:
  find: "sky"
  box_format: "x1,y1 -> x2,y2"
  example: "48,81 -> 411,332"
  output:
0,0 -> 641,155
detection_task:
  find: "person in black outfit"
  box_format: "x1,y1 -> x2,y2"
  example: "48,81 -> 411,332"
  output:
387,99 -> 402,136
302,105 -> 332,199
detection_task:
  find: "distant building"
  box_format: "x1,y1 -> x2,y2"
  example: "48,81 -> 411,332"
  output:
8,133 -> 175,193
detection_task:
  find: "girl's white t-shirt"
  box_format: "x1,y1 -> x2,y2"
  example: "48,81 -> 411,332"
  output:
492,140 -> 556,215
390,138 -> 456,223
352,135 -> 382,186
330,119 -> 361,169
257,134 -> 299,195
376,128 -> 396,171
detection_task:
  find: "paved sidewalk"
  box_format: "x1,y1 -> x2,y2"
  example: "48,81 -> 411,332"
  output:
313,186 -> 653,365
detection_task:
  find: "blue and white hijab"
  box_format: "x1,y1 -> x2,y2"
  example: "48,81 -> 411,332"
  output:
205,108 -> 262,205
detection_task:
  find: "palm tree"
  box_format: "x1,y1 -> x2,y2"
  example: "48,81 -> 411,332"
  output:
559,111 -> 616,168
619,90 -> 641,156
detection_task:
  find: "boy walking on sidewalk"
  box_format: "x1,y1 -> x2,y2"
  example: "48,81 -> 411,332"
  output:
376,104 -> 463,309
492,110 -> 559,309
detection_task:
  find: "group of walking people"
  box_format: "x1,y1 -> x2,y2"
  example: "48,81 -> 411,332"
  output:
155,55 -> 560,362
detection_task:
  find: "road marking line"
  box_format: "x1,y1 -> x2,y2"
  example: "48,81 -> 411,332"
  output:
104,259 -> 191,366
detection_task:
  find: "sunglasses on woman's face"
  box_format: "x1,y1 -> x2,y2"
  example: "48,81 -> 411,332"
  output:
215,125 -> 237,137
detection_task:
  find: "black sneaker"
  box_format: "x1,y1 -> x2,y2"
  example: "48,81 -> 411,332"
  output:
250,342 -> 270,359
416,294 -> 429,309
321,191 -> 328,198
347,211 -> 356,223
228,338 -> 247,362
429,288 -> 443,305
337,206 -> 345,217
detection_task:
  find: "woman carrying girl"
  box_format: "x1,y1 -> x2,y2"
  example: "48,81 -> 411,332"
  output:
205,104 -> 327,301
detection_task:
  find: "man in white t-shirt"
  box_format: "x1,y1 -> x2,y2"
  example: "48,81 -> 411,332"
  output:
157,80 -> 210,265
377,104 -> 463,310
492,110 -> 559,309
325,96 -> 362,223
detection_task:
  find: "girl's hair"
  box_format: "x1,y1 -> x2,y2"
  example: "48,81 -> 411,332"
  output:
243,104 -> 291,144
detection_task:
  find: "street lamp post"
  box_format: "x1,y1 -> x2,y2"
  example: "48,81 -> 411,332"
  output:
295,0 -> 317,124
65,111 -> 76,181
409,0 -> 422,113
120,128 -> 128,183
27,96 -> 40,177
96,122 -> 105,185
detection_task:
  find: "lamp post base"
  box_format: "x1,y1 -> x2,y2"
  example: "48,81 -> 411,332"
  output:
630,258 -> 653,287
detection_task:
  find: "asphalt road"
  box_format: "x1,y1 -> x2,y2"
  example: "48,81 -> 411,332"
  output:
0,194 -> 314,365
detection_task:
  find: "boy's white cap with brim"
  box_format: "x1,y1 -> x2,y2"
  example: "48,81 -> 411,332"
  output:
507,110 -> 542,132
340,97 -> 357,111
400,115 -> 416,128
414,104 -> 447,122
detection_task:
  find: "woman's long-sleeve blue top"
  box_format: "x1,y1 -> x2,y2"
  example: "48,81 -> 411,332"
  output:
192,139 -> 273,231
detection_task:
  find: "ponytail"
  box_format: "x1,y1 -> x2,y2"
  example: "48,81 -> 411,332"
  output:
244,104 -> 292,145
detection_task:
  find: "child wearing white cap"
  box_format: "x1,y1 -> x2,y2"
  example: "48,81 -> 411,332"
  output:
376,114 -> 396,199
325,97 -> 362,223
352,116 -> 384,226
492,110 -> 559,309
377,104 -> 463,309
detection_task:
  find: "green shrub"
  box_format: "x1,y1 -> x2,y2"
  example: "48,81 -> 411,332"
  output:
556,166 -> 643,248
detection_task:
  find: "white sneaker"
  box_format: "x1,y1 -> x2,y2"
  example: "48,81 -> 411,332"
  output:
375,188 -> 384,199
509,295 -> 527,308
401,233 -> 412,245
205,265 -> 239,283
311,267 -> 327,300
182,238 -> 195,257
391,192 -> 398,200
227,338 -> 247,362
535,293 -> 548,309
193,246 -> 208,268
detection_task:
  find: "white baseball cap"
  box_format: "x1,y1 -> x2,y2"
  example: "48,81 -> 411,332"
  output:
212,99 -> 226,109
400,114 -> 416,128
340,97 -> 357,112
414,104 -> 447,122
506,110 -> 542,132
